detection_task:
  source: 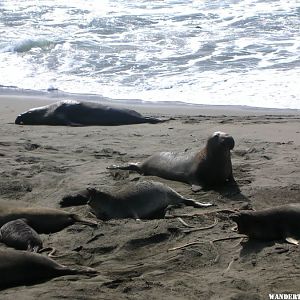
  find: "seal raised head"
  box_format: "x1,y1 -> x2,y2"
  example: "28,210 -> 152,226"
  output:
0,204 -> 97,234
107,131 -> 235,189
15,100 -> 165,126
230,204 -> 300,244
0,249 -> 97,289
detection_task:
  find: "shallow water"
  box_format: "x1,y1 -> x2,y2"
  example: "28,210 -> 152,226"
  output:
0,0 -> 299,108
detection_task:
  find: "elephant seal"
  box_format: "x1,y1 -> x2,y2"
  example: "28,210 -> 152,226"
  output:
15,100 -> 165,126
0,204 -> 97,234
84,181 -> 212,220
0,219 -> 43,252
230,204 -> 300,244
0,249 -> 97,289
108,131 -> 235,189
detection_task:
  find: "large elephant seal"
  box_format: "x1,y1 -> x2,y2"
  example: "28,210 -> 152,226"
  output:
230,204 -> 300,244
107,132 -> 235,189
15,100 -> 165,126
0,219 -> 43,252
61,181 -> 213,220
0,249 -> 97,289
0,204 -> 97,234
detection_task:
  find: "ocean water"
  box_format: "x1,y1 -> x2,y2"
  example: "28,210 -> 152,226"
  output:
0,0 -> 299,109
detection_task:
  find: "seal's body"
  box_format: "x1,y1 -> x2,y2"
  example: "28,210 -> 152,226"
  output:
0,219 -> 42,252
0,249 -> 97,289
108,132 -> 235,188
87,181 -> 212,220
230,204 -> 300,242
0,204 -> 97,234
15,100 -> 164,126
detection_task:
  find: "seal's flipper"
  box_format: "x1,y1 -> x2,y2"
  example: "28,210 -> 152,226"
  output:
183,198 -> 213,208
71,215 -> 98,227
68,122 -> 84,126
285,237 -> 299,245
145,117 -> 169,124
107,162 -> 142,173
191,185 -> 202,192
57,265 -> 98,277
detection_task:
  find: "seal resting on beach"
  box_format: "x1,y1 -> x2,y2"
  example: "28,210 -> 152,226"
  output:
107,131 -> 235,190
230,204 -> 300,244
15,100 -> 165,126
61,181 -> 213,220
0,219 -> 43,252
0,204 -> 97,234
0,249 -> 97,289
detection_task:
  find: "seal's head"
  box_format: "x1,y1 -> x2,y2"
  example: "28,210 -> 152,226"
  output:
15,107 -> 48,125
206,131 -> 235,153
87,188 -> 114,221
230,212 -> 247,234
230,212 -> 262,239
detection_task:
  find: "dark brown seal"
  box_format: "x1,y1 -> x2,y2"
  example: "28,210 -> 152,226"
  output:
0,219 -> 42,252
15,100 -> 166,126
60,189 -> 90,208
107,131 -> 235,189
230,204 -> 300,244
0,204 -> 97,234
0,249 -> 97,289
86,181 -> 212,220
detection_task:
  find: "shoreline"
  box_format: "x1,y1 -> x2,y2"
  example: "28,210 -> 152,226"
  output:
1,87 -> 300,117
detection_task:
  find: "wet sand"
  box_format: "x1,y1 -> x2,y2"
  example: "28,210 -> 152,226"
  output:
0,95 -> 300,299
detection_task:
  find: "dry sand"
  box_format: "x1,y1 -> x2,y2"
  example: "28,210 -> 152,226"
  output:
0,95 -> 300,299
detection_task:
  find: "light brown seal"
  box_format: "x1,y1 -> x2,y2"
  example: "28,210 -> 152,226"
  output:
107,131 -> 235,190
0,219 -> 43,252
86,181 -> 213,220
230,204 -> 300,244
0,249 -> 97,289
0,204 -> 97,234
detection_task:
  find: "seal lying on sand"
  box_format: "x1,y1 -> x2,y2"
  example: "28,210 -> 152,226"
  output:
15,100 -> 165,126
108,131 -> 235,190
60,181 -> 212,220
0,249 -> 97,289
0,204 -> 97,234
230,204 -> 300,244
0,219 -> 43,252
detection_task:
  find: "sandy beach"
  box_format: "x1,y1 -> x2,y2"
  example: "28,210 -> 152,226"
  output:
0,94 -> 300,299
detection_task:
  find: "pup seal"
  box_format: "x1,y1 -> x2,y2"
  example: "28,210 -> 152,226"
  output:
0,204 -> 97,234
108,131 -> 235,190
15,100 -> 165,126
75,181 -> 212,220
230,204 -> 300,244
0,249 -> 97,289
0,219 -> 43,252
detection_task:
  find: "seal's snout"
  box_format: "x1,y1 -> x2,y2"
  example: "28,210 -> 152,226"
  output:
223,135 -> 235,150
86,188 -> 97,204
212,132 -> 235,150
15,115 -> 22,124
229,213 -> 240,223
87,187 -> 97,194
